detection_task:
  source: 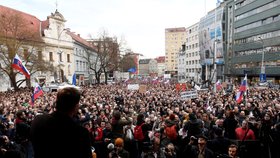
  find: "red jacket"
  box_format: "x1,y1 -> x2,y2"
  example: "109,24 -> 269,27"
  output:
235,127 -> 255,140
94,127 -> 103,141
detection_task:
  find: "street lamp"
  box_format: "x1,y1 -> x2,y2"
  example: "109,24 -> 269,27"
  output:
258,37 -> 266,82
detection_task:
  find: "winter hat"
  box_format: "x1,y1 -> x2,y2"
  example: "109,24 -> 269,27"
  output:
189,113 -> 197,120
115,138 -> 124,146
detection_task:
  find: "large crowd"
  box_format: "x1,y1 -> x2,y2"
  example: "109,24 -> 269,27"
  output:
0,81 -> 280,158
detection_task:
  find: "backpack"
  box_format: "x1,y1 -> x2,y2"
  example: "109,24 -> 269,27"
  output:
165,125 -> 177,140
134,123 -> 144,141
124,127 -> 134,141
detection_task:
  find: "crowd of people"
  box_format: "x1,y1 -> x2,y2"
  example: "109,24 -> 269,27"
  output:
0,81 -> 279,158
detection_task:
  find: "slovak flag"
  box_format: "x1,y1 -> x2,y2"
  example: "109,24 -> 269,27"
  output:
12,54 -> 30,79
235,91 -> 243,103
31,83 -> 44,105
216,80 -> 223,91
239,74 -> 247,92
235,74 -> 247,103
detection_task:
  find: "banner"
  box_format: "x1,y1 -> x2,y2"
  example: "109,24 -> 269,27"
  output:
180,90 -> 198,100
139,85 -> 147,93
164,74 -> 171,79
127,84 -> 139,90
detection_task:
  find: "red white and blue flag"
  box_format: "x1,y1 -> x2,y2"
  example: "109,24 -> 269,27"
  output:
239,74 -> 247,92
235,91 -> 243,103
235,74 -> 247,103
216,80 -> 223,91
31,83 -> 44,105
12,54 -> 30,79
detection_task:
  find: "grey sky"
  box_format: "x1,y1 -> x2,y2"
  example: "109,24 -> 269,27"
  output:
1,0 -> 216,58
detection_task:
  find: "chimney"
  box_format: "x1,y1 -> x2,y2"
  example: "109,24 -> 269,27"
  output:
77,34 -> 80,37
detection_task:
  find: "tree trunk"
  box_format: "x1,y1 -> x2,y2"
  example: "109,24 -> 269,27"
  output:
26,78 -> 31,88
104,71 -> 108,84
10,72 -> 19,91
95,72 -> 101,84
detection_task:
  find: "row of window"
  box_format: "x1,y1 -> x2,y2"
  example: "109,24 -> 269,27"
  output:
235,14 -> 280,33
235,29 -> 280,45
188,26 -> 199,34
186,35 -> 198,43
76,60 -> 88,72
186,43 -> 199,50
186,51 -> 199,57
178,59 -> 200,65
234,60 -> 280,68
235,0 -> 280,21
235,0 -> 257,10
186,68 -> 201,73
235,46 -> 280,56
49,52 -> 71,62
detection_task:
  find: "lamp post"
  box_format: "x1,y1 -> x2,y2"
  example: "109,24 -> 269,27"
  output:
258,37 -> 266,82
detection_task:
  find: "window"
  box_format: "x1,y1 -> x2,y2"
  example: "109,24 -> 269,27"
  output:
59,53 -> 62,62
49,52 -> 53,61
67,54 -> 70,62
23,49 -> 28,60
38,51 -> 42,60
76,61 -> 79,71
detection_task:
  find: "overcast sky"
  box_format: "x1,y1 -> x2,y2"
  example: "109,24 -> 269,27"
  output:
1,0 -> 217,58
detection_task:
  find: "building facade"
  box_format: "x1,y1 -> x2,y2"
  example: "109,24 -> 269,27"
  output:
185,23 -> 201,83
199,4 -> 225,83
177,50 -> 187,82
165,27 -> 187,76
225,0 -> 280,83
67,32 -> 98,85
155,56 -> 165,77
138,59 -> 151,77
41,10 -> 74,84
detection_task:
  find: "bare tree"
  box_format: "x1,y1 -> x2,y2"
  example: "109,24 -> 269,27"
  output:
119,53 -> 137,72
88,30 -> 121,84
0,7 -> 53,90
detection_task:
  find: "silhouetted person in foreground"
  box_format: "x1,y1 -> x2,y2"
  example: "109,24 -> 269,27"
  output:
30,87 -> 92,158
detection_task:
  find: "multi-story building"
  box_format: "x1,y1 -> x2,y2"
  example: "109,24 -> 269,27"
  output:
225,0 -> 280,83
199,3 -> 225,83
41,10 -> 74,84
67,32 -> 98,85
165,27 -> 187,76
149,59 -> 158,77
155,56 -> 165,77
138,59 -> 151,77
177,49 -> 187,82
0,6 -> 101,91
186,23 -> 201,83
0,5 -> 44,91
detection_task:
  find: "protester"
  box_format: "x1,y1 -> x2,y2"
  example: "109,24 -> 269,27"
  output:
0,80 -> 279,158
30,87 -> 92,158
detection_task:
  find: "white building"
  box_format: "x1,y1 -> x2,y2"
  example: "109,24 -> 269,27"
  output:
185,23 -> 201,83
67,32 -> 98,85
177,50 -> 187,83
41,10 -> 74,84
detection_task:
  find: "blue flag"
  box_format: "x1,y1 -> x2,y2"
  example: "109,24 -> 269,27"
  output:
72,73 -> 76,85
128,67 -> 136,73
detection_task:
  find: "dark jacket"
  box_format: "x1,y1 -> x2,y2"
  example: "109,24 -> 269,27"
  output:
183,144 -> 215,158
30,111 -> 92,158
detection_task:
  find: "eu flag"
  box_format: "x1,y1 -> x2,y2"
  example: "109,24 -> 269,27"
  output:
128,67 -> 136,73
72,73 -> 76,85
